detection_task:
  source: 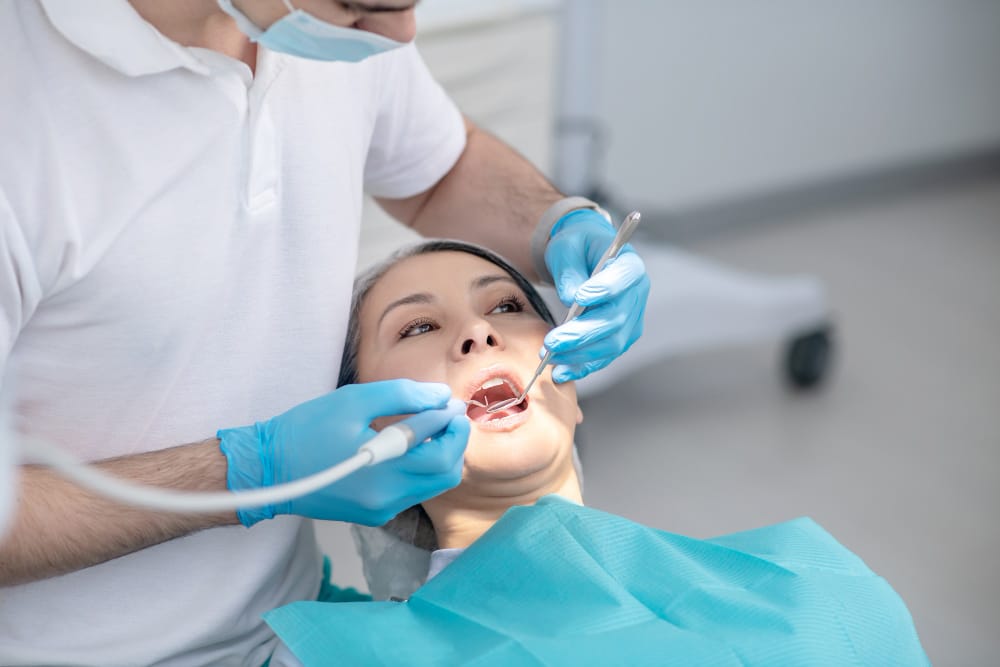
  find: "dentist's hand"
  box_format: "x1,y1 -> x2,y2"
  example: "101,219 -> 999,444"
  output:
544,209 -> 650,383
217,380 -> 470,527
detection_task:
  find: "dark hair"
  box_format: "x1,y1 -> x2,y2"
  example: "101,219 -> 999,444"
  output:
338,239 -> 556,388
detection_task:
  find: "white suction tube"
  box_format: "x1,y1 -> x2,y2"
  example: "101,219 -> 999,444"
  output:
2,399 -> 465,517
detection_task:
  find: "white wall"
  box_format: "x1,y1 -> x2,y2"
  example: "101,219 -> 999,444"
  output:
354,4 -> 559,271
583,0 -> 1000,210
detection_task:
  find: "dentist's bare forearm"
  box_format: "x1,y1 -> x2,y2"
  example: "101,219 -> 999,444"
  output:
377,118 -> 563,282
0,440 -> 238,587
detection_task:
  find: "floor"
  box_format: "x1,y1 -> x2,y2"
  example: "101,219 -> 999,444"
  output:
316,174 -> 1000,666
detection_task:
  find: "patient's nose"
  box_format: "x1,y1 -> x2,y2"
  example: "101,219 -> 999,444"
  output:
456,320 -> 503,357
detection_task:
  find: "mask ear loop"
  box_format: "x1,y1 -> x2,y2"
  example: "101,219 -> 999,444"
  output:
281,0 -> 297,13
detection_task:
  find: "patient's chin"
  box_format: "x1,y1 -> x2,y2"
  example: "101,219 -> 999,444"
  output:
457,405 -> 577,495
464,436 -> 570,486
463,458 -> 547,484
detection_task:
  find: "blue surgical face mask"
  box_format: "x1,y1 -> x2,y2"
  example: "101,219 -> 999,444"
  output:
217,0 -> 407,63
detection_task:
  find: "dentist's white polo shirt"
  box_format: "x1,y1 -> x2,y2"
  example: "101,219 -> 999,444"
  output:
0,1 -> 465,665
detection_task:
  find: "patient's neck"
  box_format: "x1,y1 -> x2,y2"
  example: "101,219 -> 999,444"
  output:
422,465 -> 583,549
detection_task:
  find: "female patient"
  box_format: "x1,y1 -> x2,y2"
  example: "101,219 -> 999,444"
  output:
341,239 -> 583,565
266,240 -> 928,667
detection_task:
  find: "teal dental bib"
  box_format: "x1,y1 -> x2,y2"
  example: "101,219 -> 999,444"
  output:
266,496 -> 927,666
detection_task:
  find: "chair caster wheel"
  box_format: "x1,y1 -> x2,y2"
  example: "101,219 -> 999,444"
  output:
785,326 -> 834,389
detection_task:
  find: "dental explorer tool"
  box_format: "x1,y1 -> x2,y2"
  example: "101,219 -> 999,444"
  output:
485,210 -> 642,414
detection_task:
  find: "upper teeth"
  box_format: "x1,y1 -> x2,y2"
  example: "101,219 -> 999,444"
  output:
479,377 -> 514,391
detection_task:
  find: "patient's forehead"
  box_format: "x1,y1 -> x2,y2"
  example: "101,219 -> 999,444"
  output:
382,251 -> 497,286
362,251 -> 506,315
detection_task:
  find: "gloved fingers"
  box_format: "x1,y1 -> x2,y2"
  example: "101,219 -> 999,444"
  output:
344,378 -> 453,422
394,414 -> 470,475
545,272 -> 648,347
572,252 -> 647,307
547,333 -> 629,369
379,456 -> 465,521
545,209 -> 618,305
324,422 -> 465,525
551,358 -> 614,384
395,452 -> 466,509
543,298 -> 646,380
545,232 -> 591,306
544,301 -> 630,355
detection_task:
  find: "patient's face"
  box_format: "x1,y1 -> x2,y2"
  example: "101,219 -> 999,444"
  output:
356,251 -> 582,488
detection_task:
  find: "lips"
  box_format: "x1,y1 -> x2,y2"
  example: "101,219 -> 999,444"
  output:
464,366 -> 529,424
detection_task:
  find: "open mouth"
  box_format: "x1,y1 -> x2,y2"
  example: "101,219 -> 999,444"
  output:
466,376 -> 529,423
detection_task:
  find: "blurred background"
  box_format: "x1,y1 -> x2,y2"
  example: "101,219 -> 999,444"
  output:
317,2 -> 1000,664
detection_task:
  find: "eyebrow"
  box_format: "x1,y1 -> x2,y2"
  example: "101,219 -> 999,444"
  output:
340,0 -> 419,13
376,274 -> 518,329
378,292 -> 434,329
472,274 -> 517,290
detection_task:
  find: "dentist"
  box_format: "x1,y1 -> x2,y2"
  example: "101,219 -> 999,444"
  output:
0,1 -> 649,664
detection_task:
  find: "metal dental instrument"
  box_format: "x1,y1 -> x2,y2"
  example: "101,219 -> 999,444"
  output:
485,210 -> 642,414
466,379 -> 518,410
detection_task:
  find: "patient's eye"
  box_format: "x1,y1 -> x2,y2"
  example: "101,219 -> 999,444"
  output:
399,317 -> 437,338
490,294 -> 525,314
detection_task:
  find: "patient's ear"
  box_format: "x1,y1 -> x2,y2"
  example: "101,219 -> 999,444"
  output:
576,406 -> 584,425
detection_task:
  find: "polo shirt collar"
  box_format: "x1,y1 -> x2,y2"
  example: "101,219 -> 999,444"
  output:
39,0 -> 211,77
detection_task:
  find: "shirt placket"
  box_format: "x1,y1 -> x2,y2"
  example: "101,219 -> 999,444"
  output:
208,49 -> 284,216
243,53 -> 285,214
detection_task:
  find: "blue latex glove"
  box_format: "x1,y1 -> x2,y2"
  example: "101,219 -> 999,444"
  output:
217,380 -> 470,527
544,208 -> 650,382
